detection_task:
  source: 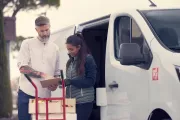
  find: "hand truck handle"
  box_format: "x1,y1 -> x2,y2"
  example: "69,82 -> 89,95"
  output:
59,70 -> 65,88
24,74 -> 32,83
60,70 -> 66,120
60,70 -> 65,91
60,70 -> 64,80
24,74 -> 39,120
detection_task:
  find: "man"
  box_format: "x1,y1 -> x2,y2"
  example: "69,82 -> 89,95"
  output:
17,16 -> 60,120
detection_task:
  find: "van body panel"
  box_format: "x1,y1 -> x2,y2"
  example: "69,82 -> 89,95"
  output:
50,25 -> 76,97
149,38 -> 180,120
105,10 -> 154,120
49,8 -> 180,120
149,101 -> 180,120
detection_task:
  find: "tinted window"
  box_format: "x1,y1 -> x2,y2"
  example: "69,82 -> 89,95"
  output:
141,9 -> 180,52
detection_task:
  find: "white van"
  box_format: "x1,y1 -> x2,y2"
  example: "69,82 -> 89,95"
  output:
50,7 -> 180,120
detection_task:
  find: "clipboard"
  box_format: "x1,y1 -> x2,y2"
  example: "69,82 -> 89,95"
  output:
40,78 -> 61,88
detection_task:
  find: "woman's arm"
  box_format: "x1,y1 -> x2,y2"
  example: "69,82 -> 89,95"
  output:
68,55 -> 97,88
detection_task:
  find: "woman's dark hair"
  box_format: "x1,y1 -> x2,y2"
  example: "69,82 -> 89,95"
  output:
66,33 -> 91,75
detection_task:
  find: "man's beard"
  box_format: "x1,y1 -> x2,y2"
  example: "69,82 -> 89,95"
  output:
38,35 -> 50,43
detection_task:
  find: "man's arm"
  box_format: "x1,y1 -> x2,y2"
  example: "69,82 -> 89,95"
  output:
17,40 -> 46,78
19,65 -> 45,78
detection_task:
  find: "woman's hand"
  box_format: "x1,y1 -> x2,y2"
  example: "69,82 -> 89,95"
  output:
59,79 -> 71,86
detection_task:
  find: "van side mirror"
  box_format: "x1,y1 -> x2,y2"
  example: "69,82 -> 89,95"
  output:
119,43 -> 145,65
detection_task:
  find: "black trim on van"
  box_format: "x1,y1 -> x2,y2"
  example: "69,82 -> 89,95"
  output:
79,15 -> 110,26
76,16 -> 110,34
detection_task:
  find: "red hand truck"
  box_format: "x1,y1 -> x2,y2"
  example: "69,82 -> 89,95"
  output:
24,70 -> 66,120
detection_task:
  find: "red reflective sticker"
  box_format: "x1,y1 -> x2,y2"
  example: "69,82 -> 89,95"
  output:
152,68 -> 158,80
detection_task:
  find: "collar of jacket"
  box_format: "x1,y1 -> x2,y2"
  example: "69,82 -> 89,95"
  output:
68,54 -> 78,61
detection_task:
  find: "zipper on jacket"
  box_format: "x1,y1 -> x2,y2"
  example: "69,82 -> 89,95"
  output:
70,61 -> 74,98
81,88 -> 83,96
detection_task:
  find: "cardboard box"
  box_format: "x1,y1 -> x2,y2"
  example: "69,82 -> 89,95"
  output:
31,113 -> 77,120
29,98 -> 76,114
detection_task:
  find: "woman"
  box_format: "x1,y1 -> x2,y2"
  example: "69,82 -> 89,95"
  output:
63,33 -> 97,120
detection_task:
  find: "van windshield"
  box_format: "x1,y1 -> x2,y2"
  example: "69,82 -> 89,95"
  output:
140,9 -> 180,52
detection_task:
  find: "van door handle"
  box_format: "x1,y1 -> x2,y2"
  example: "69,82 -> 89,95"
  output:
109,81 -> 118,89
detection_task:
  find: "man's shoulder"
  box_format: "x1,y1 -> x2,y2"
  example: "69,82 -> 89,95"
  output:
21,37 -> 36,44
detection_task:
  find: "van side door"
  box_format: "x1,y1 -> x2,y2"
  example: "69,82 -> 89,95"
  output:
106,12 -> 153,120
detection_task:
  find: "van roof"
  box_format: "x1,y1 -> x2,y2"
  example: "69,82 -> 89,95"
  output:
110,6 -> 180,12
79,7 -> 180,25
51,7 -> 180,35
138,6 -> 180,11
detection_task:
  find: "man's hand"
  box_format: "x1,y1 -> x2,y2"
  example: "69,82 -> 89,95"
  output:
48,84 -> 58,91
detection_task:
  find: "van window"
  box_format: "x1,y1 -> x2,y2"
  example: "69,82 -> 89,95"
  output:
131,19 -> 144,51
114,16 -> 144,59
140,9 -> 180,52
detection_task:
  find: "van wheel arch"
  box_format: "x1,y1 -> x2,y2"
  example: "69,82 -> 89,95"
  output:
148,108 -> 172,120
